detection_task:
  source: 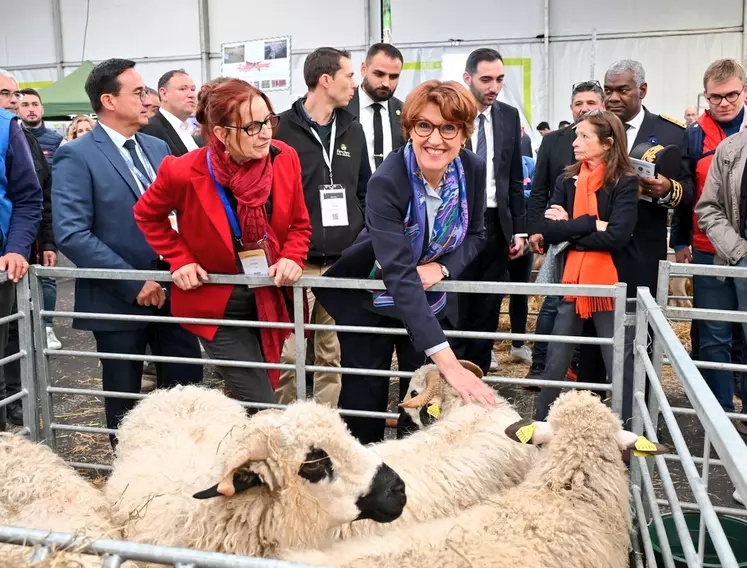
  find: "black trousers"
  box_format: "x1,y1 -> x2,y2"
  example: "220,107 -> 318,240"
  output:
451,208 -> 509,374
337,315 -> 427,445
93,315 -> 203,436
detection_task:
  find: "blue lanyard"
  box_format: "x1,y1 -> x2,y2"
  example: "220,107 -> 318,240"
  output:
206,149 -> 243,247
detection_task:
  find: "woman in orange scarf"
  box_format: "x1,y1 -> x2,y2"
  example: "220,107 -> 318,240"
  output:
534,110 -> 640,425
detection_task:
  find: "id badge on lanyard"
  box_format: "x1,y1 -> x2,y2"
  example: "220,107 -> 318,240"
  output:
206,150 -> 269,277
309,120 -> 350,227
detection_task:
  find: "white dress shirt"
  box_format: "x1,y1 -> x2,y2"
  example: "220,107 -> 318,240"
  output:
160,107 -> 199,152
98,122 -> 156,194
358,86 -> 392,172
625,107 -> 645,153
470,107 -> 497,208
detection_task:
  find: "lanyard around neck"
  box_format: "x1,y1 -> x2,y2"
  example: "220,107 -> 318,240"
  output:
308,117 -> 338,183
206,149 -> 243,247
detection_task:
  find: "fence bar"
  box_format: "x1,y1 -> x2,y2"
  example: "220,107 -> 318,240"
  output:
0,350 -> 26,368
52,423 -> 117,436
0,525 -> 320,567
31,266 -> 621,297
697,435 -> 712,566
670,405 -> 747,422
29,272 -> 54,448
655,499 -> 747,517
16,275 -> 40,441
68,462 -> 114,472
0,311 -> 22,326
293,286 -> 307,401
610,283 -> 628,417
663,453 -> 724,468
102,554 -> 124,568
638,452 -> 676,568
632,484 -> 658,568
483,376 -> 612,391
666,307 -> 747,324
664,356 -> 747,376
0,388 -> 27,409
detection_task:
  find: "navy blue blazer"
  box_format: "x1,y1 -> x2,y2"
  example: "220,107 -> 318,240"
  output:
52,124 -> 171,331
313,147 -> 487,353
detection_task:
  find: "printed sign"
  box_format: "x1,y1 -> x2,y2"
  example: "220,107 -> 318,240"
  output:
221,36 -> 291,92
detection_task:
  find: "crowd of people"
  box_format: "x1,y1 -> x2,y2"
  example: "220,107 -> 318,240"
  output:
0,45 -> 745,503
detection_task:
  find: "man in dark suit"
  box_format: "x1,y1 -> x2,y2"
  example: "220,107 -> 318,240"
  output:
525,80 -> 604,380
140,69 -> 200,157
451,48 -> 527,375
52,59 -> 202,438
604,59 -> 693,295
345,43 -> 405,172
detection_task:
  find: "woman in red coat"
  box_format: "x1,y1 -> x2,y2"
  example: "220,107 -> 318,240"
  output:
134,78 -> 311,403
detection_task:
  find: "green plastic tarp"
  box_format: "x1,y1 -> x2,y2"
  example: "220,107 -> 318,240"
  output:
36,61 -> 94,118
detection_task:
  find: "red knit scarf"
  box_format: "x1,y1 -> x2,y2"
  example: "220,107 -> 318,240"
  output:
209,138 -> 290,388
561,161 -> 619,318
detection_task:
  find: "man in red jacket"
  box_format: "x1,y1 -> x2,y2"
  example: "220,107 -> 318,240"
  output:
671,59 -> 747,428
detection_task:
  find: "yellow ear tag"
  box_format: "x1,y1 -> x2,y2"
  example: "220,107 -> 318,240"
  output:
515,423 -> 536,444
633,435 -> 658,456
426,403 -> 441,419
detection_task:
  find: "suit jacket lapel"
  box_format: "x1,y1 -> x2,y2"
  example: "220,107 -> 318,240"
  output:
632,108 -> 656,150
136,133 -> 165,179
157,112 -> 188,155
388,98 -> 404,148
191,162 -> 235,256
490,103 -> 504,176
92,125 -> 141,201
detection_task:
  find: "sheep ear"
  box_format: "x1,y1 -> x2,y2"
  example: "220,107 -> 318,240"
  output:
192,470 -> 263,500
504,419 -> 553,445
615,430 -> 668,456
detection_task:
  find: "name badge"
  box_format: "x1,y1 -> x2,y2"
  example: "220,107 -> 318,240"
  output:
320,184 -> 349,227
238,249 -> 269,277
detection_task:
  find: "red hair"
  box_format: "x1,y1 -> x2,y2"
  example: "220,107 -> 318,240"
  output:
195,77 -> 275,142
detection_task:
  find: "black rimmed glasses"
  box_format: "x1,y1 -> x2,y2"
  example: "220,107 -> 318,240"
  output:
223,114 -> 280,136
412,119 -> 460,140
705,90 -> 743,105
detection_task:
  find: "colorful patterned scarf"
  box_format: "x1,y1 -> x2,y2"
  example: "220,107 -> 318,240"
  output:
372,142 -> 469,315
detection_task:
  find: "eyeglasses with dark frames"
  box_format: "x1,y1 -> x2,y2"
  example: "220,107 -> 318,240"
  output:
412,119 -> 460,140
223,114 -> 280,136
705,90 -> 743,105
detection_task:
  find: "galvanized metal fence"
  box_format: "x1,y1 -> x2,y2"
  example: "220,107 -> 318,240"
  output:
27,265 -> 629,464
0,272 -> 40,441
630,286 -> 747,568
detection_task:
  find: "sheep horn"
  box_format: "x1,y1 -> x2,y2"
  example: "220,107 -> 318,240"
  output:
458,360 -> 484,379
399,369 -> 442,408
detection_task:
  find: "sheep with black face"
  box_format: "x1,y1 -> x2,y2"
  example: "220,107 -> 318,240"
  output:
104,386 -> 406,557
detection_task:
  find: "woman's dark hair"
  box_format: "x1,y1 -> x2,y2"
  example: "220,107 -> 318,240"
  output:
564,110 -> 634,187
195,78 -> 275,143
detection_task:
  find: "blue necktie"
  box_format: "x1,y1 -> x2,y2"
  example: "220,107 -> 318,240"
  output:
476,114 -> 487,163
123,139 -> 152,185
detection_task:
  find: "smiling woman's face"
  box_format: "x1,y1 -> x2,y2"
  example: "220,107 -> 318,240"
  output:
409,102 -> 466,182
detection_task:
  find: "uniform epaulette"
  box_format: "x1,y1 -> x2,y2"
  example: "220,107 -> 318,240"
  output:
660,114 -> 686,129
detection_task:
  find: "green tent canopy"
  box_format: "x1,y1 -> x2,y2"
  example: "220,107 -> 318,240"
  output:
36,61 -> 94,118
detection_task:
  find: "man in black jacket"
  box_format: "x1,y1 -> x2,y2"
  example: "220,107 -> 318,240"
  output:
18,89 -> 63,162
525,81 -> 604,380
140,69 -> 201,156
274,47 -> 371,407
451,48 -> 527,375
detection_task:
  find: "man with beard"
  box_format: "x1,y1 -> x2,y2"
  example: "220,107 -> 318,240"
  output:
18,89 -> 63,162
345,43 -> 404,171
450,48 -> 526,375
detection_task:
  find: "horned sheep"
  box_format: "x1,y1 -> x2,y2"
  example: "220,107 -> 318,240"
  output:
103,385 -> 406,558
334,361 -> 538,541
283,390 -> 666,568
0,433 -> 126,567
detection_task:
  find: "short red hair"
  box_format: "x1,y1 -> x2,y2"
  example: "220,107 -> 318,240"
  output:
400,80 -> 478,141
195,77 -> 275,142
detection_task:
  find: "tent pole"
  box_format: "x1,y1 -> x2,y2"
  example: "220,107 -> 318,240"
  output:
198,0 -> 211,84
544,0 -> 550,129
51,0 -> 64,80
743,0 -> 747,62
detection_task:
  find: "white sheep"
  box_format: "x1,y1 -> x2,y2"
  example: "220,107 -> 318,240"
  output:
103,385 -> 406,558
0,432 -> 125,567
334,361 -> 537,541
283,389 -> 667,568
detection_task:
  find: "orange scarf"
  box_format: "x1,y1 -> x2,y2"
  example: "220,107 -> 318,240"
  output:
561,161 -> 618,318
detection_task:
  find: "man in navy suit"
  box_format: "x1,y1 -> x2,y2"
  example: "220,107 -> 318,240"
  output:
452,48 -> 527,375
52,59 -> 202,437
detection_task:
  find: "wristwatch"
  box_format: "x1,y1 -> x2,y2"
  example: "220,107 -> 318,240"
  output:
439,264 -> 450,279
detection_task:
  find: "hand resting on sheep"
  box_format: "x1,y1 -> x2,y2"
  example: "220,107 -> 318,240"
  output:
282,389 -> 667,568
333,360 -> 538,542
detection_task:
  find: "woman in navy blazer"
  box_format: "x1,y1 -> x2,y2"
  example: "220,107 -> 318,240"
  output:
314,80 -> 496,443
